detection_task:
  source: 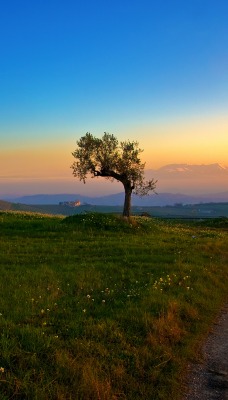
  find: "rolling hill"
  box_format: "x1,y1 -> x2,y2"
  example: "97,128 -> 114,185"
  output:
4,190 -> 228,207
1,199 -> 228,218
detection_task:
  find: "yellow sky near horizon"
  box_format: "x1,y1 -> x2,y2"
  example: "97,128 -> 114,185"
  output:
134,114 -> 228,168
1,114 -> 228,182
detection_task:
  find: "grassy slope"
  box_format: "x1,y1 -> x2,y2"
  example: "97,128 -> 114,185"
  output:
0,200 -> 13,211
0,211 -> 227,399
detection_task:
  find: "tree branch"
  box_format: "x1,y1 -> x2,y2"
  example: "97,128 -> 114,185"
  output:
94,169 -> 125,182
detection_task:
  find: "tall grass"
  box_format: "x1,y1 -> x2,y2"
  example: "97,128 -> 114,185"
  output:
0,211 -> 227,399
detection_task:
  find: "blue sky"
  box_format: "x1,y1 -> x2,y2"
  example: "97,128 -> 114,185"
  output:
0,0 -> 228,195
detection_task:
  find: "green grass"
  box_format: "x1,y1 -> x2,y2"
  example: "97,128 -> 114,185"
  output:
0,211 -> 227,399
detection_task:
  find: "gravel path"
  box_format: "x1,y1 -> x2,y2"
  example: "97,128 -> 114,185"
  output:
183,304 -> 228,400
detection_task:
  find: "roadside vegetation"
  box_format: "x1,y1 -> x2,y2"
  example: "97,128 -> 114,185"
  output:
0,211 -> 227,399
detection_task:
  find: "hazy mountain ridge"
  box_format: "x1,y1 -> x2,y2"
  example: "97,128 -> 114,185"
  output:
4,191 -> 228,207
150,163 -> 228,175
2,164 -> 227,206
0,200 -> 13,211
144,163 -> 228,194
1,198 -> 228,219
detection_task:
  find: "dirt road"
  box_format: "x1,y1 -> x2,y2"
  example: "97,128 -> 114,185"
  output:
183,304 -> 228,400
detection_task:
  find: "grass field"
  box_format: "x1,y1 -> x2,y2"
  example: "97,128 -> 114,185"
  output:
0,211 -> 227,399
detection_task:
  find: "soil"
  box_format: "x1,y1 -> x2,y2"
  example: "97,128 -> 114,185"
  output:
183,304 -> 228,400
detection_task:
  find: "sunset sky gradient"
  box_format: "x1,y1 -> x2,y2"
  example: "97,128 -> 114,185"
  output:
0,0 -> 228,196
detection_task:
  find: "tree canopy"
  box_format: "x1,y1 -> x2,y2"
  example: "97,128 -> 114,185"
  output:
71,132 -> 157,216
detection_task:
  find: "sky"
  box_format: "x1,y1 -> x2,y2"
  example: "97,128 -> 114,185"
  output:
0,0 -> 228,196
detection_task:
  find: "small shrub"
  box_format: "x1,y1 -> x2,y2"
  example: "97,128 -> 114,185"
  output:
62,212 -> 152,232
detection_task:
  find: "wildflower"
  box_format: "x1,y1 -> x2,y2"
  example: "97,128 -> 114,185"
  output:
82,309 -> 86,312
102,299 -> 106,303
0,367 -> 4,373
40,309 -> 45,314
87,295 -> 91,298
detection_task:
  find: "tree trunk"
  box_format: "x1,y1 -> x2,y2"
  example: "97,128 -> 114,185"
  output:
123,185 -> 132,217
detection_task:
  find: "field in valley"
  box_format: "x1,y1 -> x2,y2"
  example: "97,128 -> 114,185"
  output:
0,211 -> 227,399
1,199 -> 228,218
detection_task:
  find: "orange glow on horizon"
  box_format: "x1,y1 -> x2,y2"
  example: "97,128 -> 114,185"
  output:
1,113 -> 227,182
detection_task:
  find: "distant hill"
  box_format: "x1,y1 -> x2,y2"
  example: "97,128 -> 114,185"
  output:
144,163 -> 228,194
3,163 -> 227,206
0,200 -> 13,211
151,163 -> 228,175
5,191 -> 228,207
1,199 -> 228,218
0,199 -> 74,216
1,163 -> 227,204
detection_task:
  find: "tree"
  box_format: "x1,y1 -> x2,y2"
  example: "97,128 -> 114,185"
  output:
71,132 -> 157,217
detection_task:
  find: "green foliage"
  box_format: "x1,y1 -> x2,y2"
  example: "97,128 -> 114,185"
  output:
71,132 -> 157,216
71,132 -> 145,185
0,211 -> 227,399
